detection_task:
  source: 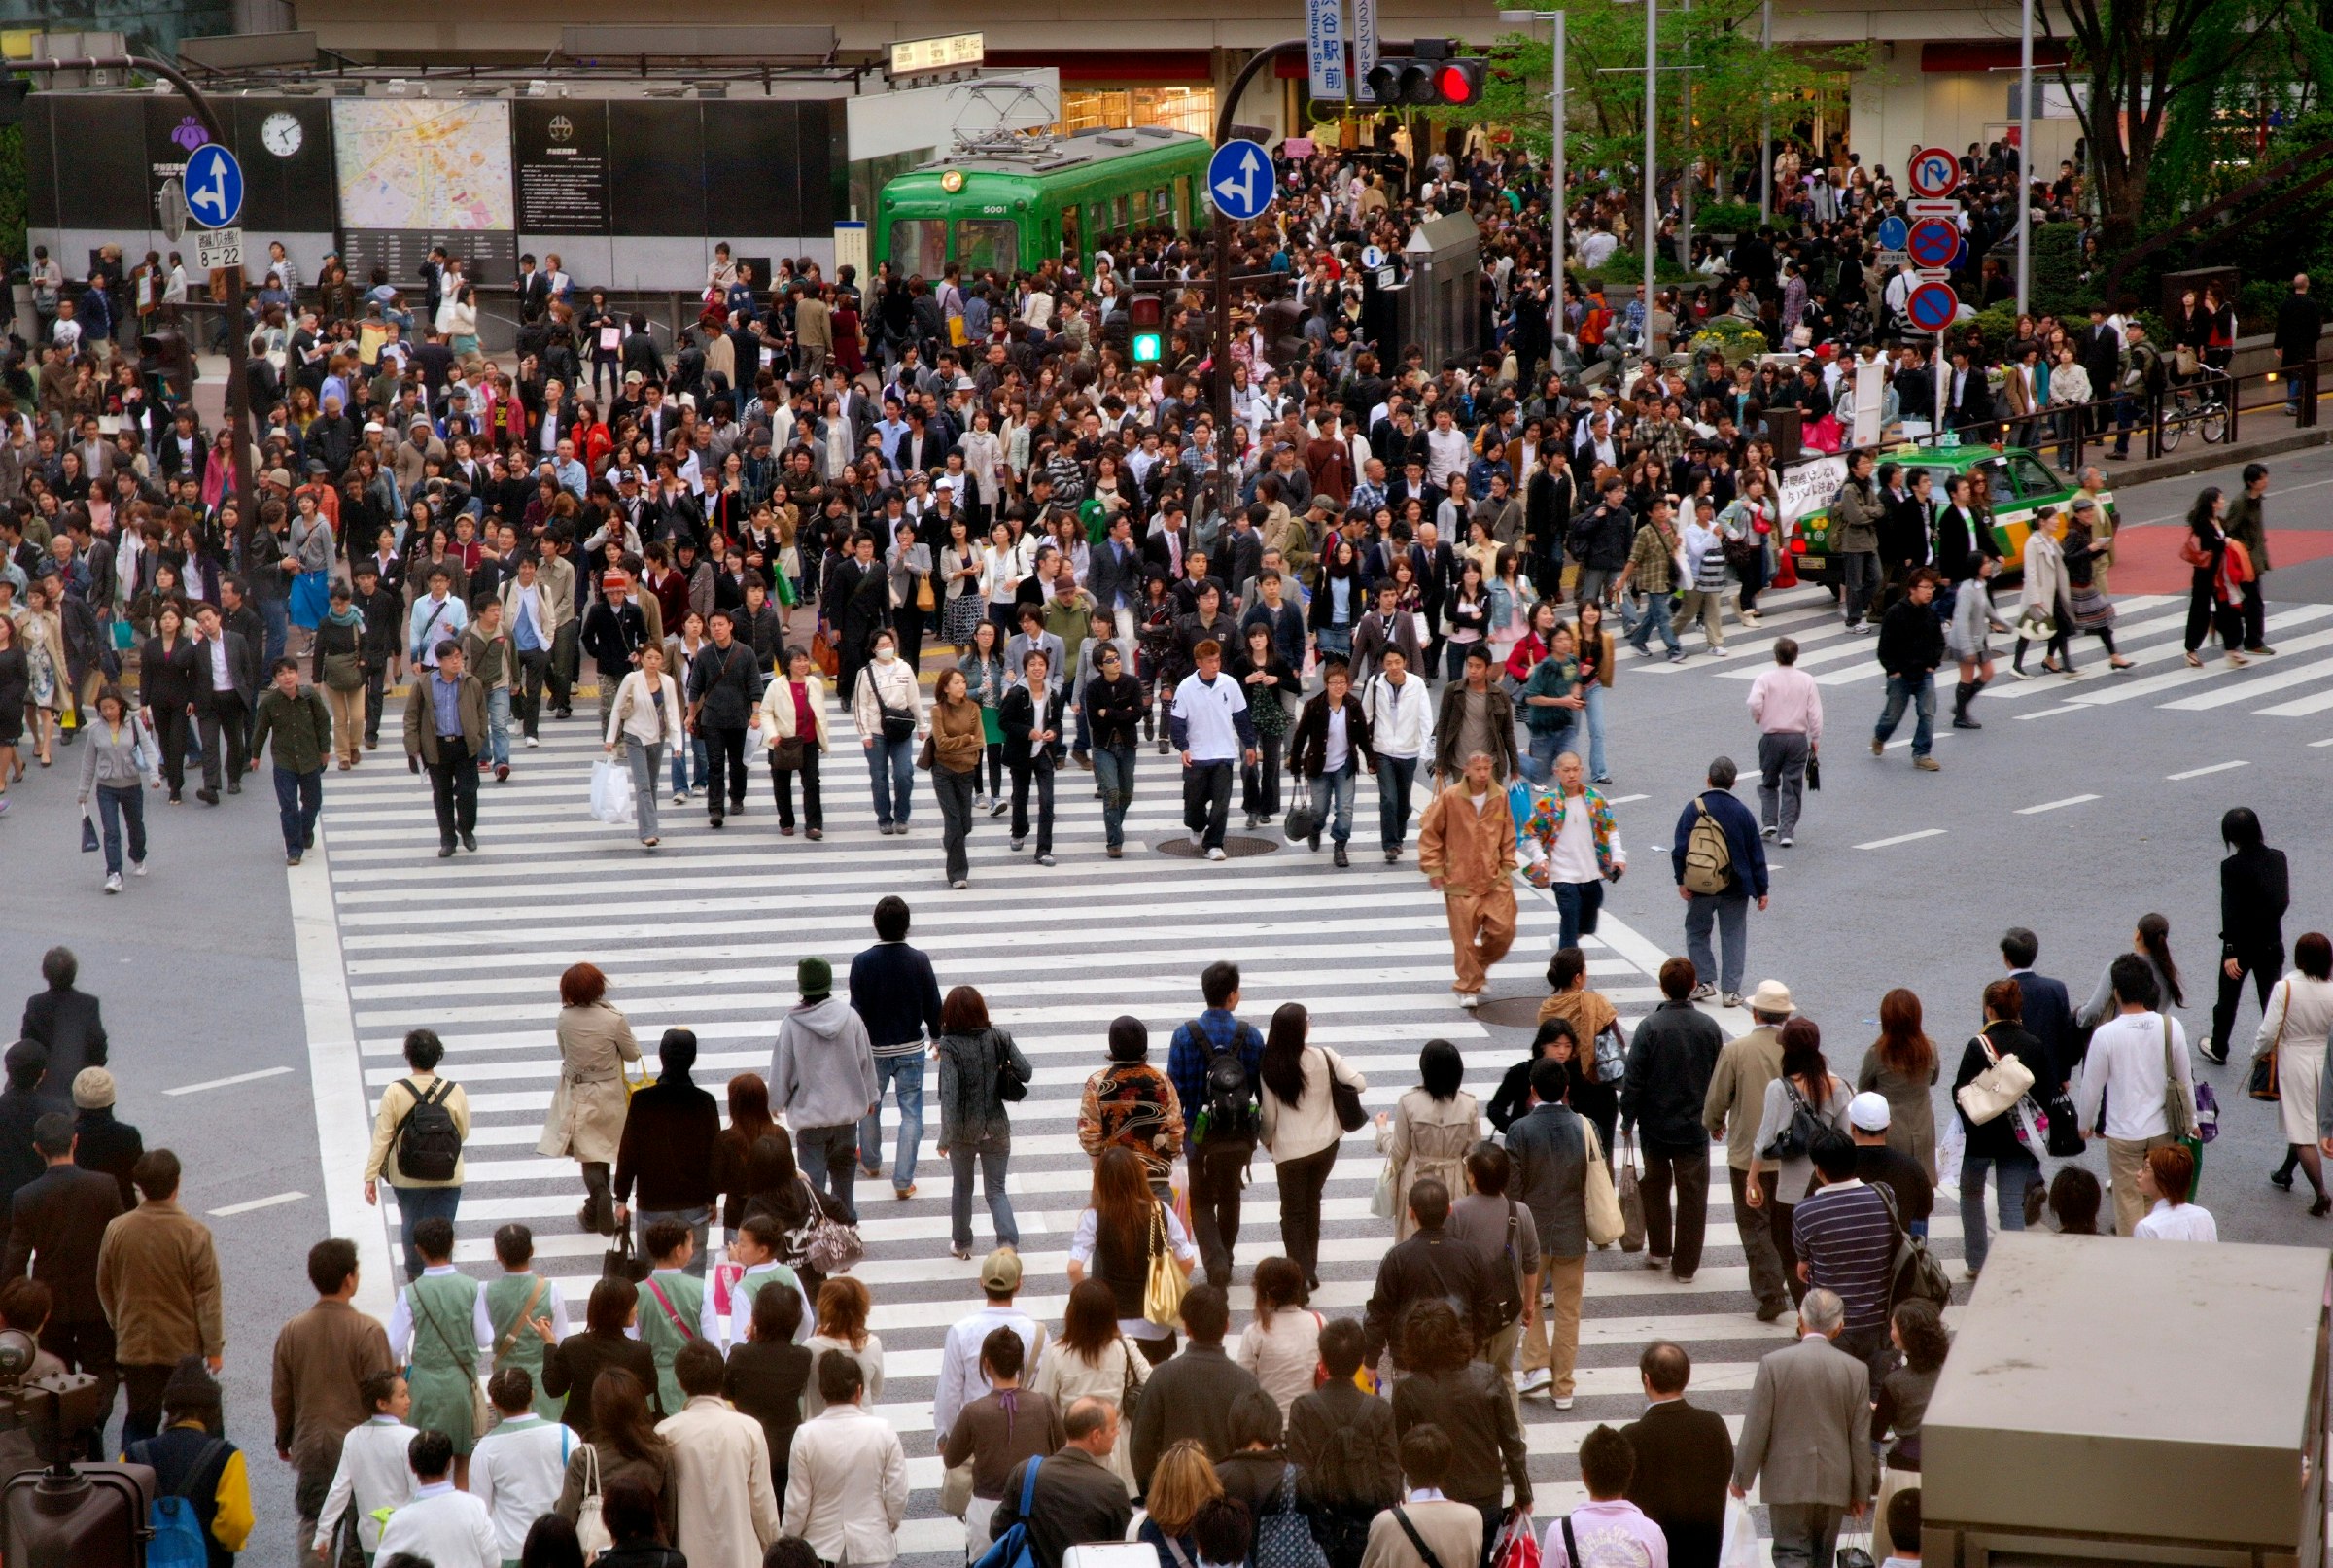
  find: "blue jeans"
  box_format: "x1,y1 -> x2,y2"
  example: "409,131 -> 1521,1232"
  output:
670,732 -> 708,795
1581,683 -> 1610,781
794,1123 -> 860,1223
1375,755 -> 1419,852
257,595 -> 290,665
94,783 -> 146,876
1874,673 -> 1936,757
1307,762 -> 1357,843
1960,1148 -> 2038,1275
1552,878 -> 1604,951
864,734 -> 917,825
949,1134 -> 1018,1249
484,687 -> 512,768
1626,592 -> 1679,654
393,1183 -> 462,1281
1524,724 -> 1576,782
859,1052 -> 925,1191
1684,891 -> 1750,995
1840,552 -> 1881,627
1094,744 -> 1135,848
272,765 -> 322,857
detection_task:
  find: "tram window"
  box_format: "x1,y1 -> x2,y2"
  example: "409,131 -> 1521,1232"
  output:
956,220 -> 1019,273
891,220 -> 945,278
1062,205 -> 1081,261
1112,195 -> 1128,231
1153,187 -> 1171,220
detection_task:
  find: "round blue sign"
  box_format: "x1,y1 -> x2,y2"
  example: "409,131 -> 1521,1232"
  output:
1875,215 -> 1908,252
183,142 -> 244,230
1207,140 -> 1275,223
1906,281 -> 1959,332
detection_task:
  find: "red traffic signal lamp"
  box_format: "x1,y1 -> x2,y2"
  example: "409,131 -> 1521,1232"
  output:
1363,49 -> 1488,107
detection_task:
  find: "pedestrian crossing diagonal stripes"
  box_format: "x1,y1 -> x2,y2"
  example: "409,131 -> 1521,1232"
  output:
1633,579 -> 2333,716
302,719 -> 1960,1562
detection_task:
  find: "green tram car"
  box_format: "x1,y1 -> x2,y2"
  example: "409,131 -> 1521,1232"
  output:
876,126 -> 1214,279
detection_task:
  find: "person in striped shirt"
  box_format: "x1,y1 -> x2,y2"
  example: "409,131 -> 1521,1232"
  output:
1791,1131 -> 1898,1375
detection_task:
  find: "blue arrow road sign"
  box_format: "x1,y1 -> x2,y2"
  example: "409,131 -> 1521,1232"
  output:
1208,140 -> 1274,222
1876,215 -> 1908,252
183,143 -> 244,230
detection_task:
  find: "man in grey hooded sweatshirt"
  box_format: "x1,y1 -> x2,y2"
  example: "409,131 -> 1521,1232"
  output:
773,955 -> 880,1223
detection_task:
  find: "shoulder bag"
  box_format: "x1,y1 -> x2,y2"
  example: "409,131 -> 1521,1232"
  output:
2161,1016 -> 2200,1141
1141,1202 -> 1190,1328
1394,1508 -> 1450,1568
1582,1122 -> 1624,1247
494,1276 -> 549,1362
574,1444 -> 612,1560
2249,984 -> 2288,1102
1874,1181 -> 1952,1311
1617,1131 -> 1646,1253
1255,1463 -> 1331,1568
644,1277 -> 696,1340
1954,1033 -> 2034,1126
1758,1079 -> 1819,1162
993,1029 -> 1028,1103
1327,1049 -> 1368,1133
413,1285 -> 494,1437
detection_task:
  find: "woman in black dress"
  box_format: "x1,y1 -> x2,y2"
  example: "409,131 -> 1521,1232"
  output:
0,614 -> 27,804
138,603 -> 202,804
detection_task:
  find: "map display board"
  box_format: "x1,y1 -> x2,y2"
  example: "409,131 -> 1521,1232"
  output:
331,99 -> 514,231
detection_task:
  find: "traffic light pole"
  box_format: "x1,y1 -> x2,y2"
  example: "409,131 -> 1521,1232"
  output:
1211,40 -> 1305,522
14,54 -> 254,556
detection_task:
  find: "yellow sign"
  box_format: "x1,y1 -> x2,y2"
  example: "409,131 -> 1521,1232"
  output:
889,32 -> 984,76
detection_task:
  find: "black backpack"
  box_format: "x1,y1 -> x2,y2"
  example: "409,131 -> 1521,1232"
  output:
1195,1022 -> 1259,1158
392,1078 -> 463,1183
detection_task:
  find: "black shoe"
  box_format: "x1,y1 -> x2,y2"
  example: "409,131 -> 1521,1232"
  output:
226,781 -> 241,795
1755,1298 -> 1790,1323
195,787 -> 219,806
709,814 -> 725,829
303,828 -> 316,850
1953,715 -> 1982,729
460,832 -> 477,852
2272,1167 -> 2298,1191
1307,831 -> 1321,852
1333,843 -> 1350,867
437,842 -> 456,858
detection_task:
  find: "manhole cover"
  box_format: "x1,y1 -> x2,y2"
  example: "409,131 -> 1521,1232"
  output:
1157,834 -> 1281,858
1477,996 -> 1550,1028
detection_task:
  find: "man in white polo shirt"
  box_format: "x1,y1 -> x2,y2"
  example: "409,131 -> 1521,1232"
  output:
1169,637 -> 1257,861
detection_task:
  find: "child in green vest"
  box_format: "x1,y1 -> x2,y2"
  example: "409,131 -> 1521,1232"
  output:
723,1214 -> 815,1351
390,1216 -> 483,1487
482,1223 -> 568,1421
634,1219 -> 714,1415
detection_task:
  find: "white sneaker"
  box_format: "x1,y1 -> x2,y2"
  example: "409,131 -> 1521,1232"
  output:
974,794 -> 990,813
1189,828 -> 1203,846
1778,834 -> 1793,847
1710,645 -> 1730,657
1205,846 -> 1228,861
1457,991 -> 1481,1009
1517,1369 -> 1552,1396
1554,1395 -> 1576,1411
129,858 -> 148,877
525,736 -> 540,749
103,873 -> 122,894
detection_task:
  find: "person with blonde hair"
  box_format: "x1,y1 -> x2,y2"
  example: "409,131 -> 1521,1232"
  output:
803,1276 -> 885,1417
1139,1439 -> 1226,1568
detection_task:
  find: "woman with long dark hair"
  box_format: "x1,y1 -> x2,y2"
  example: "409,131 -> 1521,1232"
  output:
711,1074 -> 778,1243
1858,988 -> 1939,1180
1744,1017 -> 1851,1297
542,1279 -> 660,1437
1256,1003 -> 1366,1291
2078,912 -> 2186,1030
2180,487 -> 2248,668
1028,1278 -> 1149,1495
1066,1145 -> 1197,1365
553,1366 -> 677,1545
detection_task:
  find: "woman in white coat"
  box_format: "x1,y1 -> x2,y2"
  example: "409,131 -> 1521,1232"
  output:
539,962 -> 642,1235
605,643 -> 683,848
1255,1002 -> 1366,1292
758,645 -> 831,839
2260,931 -> 2333,1215
2011,508 -> 2074,678
1375,1038 -> 1480,1244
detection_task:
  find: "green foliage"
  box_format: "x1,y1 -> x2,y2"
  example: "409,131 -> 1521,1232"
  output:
1689,315 -> 1767,364
0,126 -> 19,277
1970,302 -> 2023,359
2030,225 -> 2093,318
1695,201 -> 1761,235
1598,249 -> 1695,286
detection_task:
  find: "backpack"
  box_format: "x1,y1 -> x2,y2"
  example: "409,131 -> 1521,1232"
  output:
974,1453 -> 1044,1568
1196,1022 -> 1260,1149
392,1078 -> 463,1183
129,1436 -> 226,1568
1680,798 -> 1732,896
1875,1182 -> 1952,1311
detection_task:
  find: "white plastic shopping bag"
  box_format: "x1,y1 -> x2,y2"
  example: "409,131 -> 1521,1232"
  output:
1719,1498 -> 1760,1568
1936,1111 -> 1967,1189
590,757 -> 635,825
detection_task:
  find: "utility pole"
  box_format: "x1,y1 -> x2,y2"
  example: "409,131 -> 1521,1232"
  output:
1642,0 -> 1657,351
1211,40 -> 1305,522
2016,0 -> 2034,314
15,54 -> 253,557
1758,0 -> 1772,226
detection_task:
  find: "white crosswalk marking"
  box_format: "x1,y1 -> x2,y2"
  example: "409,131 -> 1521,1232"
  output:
301,719 -> 1957,1564
1644,582 -> 2333,718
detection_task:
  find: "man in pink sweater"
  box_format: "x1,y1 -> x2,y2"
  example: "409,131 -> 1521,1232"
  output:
1745,638 -> 1823,848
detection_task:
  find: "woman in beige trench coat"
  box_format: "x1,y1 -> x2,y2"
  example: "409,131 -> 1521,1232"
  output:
538,961 -> 641,1234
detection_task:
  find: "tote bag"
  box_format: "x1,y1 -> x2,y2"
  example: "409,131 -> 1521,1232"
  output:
1140,1203 -> 1189,1328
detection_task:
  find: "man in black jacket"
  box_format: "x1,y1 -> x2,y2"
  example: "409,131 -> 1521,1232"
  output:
1287,1317 -> 1400,1512
1569,478 -> 1635,607
990,1397 -> 1133,1568
2276,273 -> 2322,416
1127,1284 -> 1262,1485
848,896 -> 945,1199
67,1068 -> 141,1211
1623,958 -> 1724,1282
611,1028 -> 720,1272
2001,927 -> 2077,1088
685,608 -> 763,828
20,949 -> 105,1109
0,1044 -> 51,1255
1930,474 -> 1997,584
1360,1176 -> 1500,1370
1872,570 -> 1945,772
5,1111 -> 123,1453
189,602 -> 259,803
349,563 -> 402,750
1621,1342 -> 1735,1568
1084,645 -> 1144,858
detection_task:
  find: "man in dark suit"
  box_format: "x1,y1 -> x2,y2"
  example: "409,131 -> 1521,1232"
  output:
5,1112 -> 124,1453
1359,1176 -> 1502,1369
19,948 -> 106,1109
1126,1284 -> 1262,1487
2002,925 -> 2076,1088
190,602 -> 259,803
1622,1342 -> 1734,1568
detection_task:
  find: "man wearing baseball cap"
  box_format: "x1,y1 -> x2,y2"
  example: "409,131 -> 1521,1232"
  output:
579,571 -> 649,735
1846,1091 -> 1933,1237
931,1247 -> 1046,1452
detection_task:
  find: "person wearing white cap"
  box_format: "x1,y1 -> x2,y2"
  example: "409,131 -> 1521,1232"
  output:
1845,1092 -> 1933,1237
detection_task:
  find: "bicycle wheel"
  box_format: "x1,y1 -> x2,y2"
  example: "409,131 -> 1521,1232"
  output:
2157,404 -> 2184,452
2201,402 -> 2229,443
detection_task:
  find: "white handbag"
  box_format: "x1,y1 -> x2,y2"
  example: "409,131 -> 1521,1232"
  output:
1954,1033 -> 2035,1126
574,1444 -> 612,1559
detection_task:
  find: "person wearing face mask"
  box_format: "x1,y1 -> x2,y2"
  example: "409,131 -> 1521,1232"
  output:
853,627 -> 924,835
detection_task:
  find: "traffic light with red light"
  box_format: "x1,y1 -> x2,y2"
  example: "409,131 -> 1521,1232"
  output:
1363,52 -> 1488,108
1128,295 -> 1164,366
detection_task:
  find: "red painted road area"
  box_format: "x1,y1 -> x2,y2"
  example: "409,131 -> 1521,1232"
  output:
2107,526 -> 2333,593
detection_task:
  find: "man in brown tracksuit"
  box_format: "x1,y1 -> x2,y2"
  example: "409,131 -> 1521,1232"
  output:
1419,750 -> 1519,1009
271,1237 -> 394,1564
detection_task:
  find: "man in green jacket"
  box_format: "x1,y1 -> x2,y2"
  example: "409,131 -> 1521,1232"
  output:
249,657 -> 332,866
